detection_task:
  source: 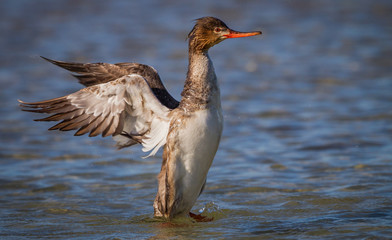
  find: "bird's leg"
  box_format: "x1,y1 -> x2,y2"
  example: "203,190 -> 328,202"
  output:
189,212 -> 214,222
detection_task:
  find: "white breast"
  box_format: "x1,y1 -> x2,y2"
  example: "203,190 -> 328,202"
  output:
174,106 -> 223,212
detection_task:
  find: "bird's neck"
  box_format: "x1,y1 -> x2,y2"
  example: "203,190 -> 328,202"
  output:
180,51 -> 220,111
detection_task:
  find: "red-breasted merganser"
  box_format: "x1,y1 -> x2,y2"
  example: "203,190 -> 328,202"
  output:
19,17 -> 261,221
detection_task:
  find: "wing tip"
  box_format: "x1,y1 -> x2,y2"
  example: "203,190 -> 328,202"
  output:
40,56 -> 67,68
40,55 -> 50,61
40,56 -> 59,65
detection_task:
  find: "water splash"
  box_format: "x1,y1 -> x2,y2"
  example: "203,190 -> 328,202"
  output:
196,201 -> 227,221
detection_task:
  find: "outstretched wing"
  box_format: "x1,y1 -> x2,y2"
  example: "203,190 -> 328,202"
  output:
19,74 -> 172,157
41,56 -> 179,109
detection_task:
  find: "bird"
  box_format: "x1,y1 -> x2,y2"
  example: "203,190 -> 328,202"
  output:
19,16 -> 261,221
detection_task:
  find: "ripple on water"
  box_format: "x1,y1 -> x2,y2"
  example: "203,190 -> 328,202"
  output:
50,154 -> 99,161
31,183 -> 71,193
1,0 -> 392,239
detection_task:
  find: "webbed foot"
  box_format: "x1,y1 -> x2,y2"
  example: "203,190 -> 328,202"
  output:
189,212 -> 214,222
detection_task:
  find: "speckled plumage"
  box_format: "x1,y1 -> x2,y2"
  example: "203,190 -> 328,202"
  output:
19,17 -> 261,221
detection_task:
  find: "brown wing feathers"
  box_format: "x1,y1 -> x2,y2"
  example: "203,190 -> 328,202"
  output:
41,56 -> 130,87
19,57 -> 177,146
40,56 -> 179,109
18,97 -> 121,138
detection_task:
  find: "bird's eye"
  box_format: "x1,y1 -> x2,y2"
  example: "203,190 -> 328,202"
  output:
214,27 -> 222,33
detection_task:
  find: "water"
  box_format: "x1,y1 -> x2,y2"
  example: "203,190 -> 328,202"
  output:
1,0 -> 392,239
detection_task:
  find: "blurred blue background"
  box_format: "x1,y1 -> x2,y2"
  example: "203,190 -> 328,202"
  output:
1,0 -> 391,239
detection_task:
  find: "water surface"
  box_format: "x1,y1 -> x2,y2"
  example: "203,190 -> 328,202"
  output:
1,0 -> 391,239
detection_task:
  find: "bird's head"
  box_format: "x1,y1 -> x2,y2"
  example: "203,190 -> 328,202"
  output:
187,17 -> 262,53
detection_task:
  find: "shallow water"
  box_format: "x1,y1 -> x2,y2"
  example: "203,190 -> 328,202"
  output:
1,0 -> 392,239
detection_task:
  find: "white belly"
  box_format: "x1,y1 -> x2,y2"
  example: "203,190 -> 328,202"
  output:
173,106 -> 223,213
